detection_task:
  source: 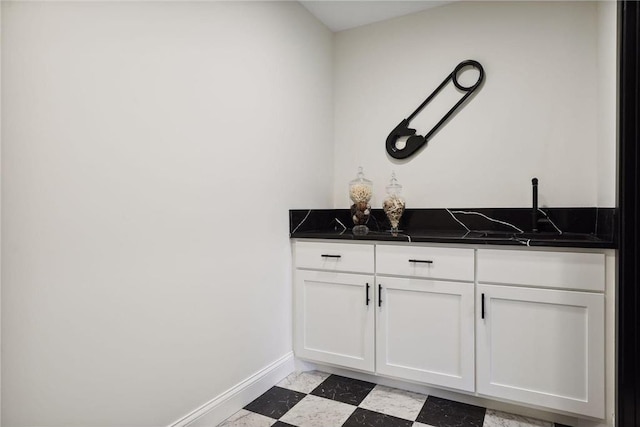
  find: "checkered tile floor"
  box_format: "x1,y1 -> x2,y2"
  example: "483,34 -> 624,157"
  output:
218,371 -> 573,427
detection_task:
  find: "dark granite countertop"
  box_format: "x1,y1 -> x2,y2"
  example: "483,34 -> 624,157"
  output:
289,208 -> 618,249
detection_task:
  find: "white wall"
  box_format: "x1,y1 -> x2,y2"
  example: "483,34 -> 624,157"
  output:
1,2 -> 333,426
333,1 -> 617,209
596,0 -> 617,207
0,2 -> 3,424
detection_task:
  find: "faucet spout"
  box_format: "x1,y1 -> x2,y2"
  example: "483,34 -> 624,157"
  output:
532,177 -> 539,232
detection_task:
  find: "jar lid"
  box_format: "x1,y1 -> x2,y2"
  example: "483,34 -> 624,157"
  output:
349,166 -> 372,185
386,171 -> 402,194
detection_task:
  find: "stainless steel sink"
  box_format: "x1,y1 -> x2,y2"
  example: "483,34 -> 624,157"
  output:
517,232 -> 599,242
473,231 -> 599,242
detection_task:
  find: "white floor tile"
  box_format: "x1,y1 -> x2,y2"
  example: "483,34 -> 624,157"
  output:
217,409 -> 276,427
359,385 -> 427,421
279,394 -> 356,427
277,370 -> 331,394
483,409 -> 553,427
412,423 -> 436,427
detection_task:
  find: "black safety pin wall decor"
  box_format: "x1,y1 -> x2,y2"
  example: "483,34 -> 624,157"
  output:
386,60 -> 485,160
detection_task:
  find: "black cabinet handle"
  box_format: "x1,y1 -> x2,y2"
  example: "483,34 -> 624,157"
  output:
366,283 -> 370,306
321,254 -> 341,258
378,284 -> 383,307
409,259 -> 433,264
481,293 -> 485,319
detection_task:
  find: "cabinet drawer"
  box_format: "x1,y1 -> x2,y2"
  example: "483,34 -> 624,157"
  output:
477,249 -> 605,292
376,245 -> 474,281
294,241 -> 374,273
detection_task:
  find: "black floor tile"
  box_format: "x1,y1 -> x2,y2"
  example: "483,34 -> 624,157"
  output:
416,396 -> 486,427
310,374 -> 376,406
342,407 -> 413,427
555,424 -> 574,427
244,386 -> 306,419
272,422 -> 297,427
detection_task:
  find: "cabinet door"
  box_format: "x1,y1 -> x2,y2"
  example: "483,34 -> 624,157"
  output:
376,277 -> 475,391
294,270 -> 375,372
476,284 -> 604,418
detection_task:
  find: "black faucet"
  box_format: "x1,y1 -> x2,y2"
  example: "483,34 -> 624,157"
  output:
532,177 -> 539,232
532,177 -> 552,232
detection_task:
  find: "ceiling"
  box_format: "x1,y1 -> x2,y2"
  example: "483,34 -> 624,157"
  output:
300,1 -> 450,32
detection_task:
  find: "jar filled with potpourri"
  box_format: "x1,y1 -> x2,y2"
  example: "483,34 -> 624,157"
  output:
383,171 -> 405,234
349,167 -> 373,235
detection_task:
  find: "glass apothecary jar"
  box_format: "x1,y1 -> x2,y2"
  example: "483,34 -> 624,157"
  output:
383,171 -> 405,234
349,167 -> 373,235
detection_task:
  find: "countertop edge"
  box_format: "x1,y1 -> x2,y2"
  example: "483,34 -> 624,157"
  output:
289,232 -> 616,249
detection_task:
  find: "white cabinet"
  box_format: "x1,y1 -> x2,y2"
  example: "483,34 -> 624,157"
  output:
292,241 -> 608,419
293,241 -> 375,371
375,244 -> 475,391
376,276 -> 475,391
476,285 -> 604,418
294,270 -> 375,371
476,250 -> 605,419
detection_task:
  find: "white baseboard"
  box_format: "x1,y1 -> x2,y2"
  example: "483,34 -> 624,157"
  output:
168,352 -> 295,427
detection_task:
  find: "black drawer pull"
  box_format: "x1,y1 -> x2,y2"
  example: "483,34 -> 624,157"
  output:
321,254 -> 341,258
481,293 -> 485,319
409,259 -> 433,264
378,284 -> 383,307
366,283 -> 370,306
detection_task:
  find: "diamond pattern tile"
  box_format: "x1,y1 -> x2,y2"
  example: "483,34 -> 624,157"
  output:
279,394 -> 356,427
277,371 -> 331,394
219,371 -> 573,427
416,396 -> 485,427
482,409 -> 553,427
243,386 -> 306,419
359,385 -> 427,421
310,374 -> 375,406
342,407 -> 413,427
